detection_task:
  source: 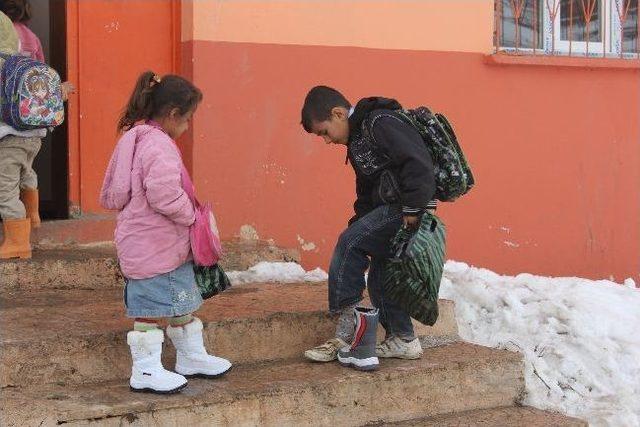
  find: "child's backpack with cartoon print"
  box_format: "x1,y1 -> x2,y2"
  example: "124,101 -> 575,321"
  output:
0,53 -> 64,130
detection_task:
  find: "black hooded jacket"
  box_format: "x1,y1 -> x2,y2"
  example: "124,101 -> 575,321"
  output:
347,97 -> 436,225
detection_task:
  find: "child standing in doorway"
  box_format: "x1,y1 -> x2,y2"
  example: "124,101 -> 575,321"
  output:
100,71 -> 231,394
0,0 -> 75,96
0,1 -> 74,260
0,0 -> 44,61
0,11 -> 46,259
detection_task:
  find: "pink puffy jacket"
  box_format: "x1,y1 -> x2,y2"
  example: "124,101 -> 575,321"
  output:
100,124 -> 195,279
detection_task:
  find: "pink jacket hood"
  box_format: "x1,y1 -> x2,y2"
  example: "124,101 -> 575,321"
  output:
100,125 -> 147,211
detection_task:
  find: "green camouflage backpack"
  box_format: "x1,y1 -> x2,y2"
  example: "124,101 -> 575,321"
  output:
396,107 -> 474,202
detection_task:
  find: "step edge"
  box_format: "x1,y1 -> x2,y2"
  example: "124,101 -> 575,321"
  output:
6,343 -> 524,424
364,405 -> 588,427
1,302 -> 456,345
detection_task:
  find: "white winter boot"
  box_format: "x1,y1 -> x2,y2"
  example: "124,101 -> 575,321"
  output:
166,318 -> 232,378
127,329 -> 188,394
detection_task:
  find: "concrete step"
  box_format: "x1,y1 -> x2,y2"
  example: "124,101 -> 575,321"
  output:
0,283 -> 458,388
20,215 -> 117,247
0,241 -> 300,290
376,407 -> 587,426
0,343 -> 523,427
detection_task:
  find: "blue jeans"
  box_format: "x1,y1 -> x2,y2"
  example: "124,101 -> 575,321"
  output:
328,205 -> 415,340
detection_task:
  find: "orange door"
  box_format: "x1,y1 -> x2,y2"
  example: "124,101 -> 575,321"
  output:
66,0 -> 180,214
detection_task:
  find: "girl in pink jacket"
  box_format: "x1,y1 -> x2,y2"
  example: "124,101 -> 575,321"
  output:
100,71 -> 231,394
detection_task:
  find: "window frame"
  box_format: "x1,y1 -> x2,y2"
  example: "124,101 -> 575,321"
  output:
498,0 -> 638,58
551,0 -> 608,55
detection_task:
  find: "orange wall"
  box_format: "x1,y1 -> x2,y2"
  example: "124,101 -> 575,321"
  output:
67,1 -> 639,281
187,40 -> 640,281
184,0 -> 493,53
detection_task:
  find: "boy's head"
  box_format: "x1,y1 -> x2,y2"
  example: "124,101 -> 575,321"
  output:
301,86 -> 351,145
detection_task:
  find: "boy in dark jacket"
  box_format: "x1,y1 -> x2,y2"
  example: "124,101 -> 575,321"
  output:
300,86 -> 437,370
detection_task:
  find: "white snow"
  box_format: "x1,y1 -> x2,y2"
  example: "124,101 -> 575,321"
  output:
440,261 -> 640,427
227,261 -> 328,284
228,260 -> 639,425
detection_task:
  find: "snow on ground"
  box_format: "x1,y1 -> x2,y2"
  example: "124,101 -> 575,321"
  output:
230,260 -> 639,425
227,261 -> 328,284
440,261 -> 640,427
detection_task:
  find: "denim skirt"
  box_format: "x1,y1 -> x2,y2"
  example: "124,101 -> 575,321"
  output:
124,261 -> 203,318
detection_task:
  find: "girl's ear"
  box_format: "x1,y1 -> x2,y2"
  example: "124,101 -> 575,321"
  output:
169,107 -> 181,119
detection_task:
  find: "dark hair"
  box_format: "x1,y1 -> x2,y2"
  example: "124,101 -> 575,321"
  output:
0,0 -> 31,22
118,71 -> 203,132
301,86 -> 351,133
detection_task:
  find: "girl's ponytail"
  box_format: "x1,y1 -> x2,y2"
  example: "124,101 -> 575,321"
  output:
117,71 -> 202,133
117,71 -> 157,132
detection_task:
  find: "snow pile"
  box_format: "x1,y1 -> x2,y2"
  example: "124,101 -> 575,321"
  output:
227,261 -> 328,284
440,261 -> 640,427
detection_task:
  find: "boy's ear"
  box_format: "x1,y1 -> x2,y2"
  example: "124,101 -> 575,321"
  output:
331,107 -> 347,121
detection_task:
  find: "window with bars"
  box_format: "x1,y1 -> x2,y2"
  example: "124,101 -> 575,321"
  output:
496,0 -> 639,57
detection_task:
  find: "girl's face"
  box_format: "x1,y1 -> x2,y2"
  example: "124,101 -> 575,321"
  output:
163,108 -> 195,140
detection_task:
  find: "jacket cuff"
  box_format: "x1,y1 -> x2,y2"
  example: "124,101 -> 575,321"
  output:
402,206 -> 425,215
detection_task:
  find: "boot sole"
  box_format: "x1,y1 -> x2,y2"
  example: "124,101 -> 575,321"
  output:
376,353 -> 423,360
181,365 -> 233,379
0,250 -> 32,260
130,382 -> 188,395
338,360 -> 379,372
337,355 -> 379,372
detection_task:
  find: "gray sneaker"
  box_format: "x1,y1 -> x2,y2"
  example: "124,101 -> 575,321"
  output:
337,307 -> 379,371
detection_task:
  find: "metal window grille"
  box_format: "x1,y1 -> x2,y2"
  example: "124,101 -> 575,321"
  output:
495,0 -> 639,58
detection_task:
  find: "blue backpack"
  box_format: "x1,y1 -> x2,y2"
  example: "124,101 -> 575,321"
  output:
0,53 -> 64,131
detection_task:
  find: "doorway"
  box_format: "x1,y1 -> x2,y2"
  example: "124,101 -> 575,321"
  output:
29,0 -> 69,219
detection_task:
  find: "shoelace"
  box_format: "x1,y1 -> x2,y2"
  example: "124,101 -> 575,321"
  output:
379,338 -> 403,352
318,339 -> 342,351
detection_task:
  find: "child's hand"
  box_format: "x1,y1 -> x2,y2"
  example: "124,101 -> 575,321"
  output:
403,215 -> 421,231
61,81 -> 76,101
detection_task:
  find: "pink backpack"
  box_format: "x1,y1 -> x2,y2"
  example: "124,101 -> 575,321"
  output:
181,167 -> 223,266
